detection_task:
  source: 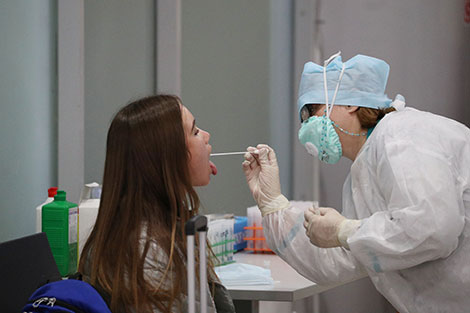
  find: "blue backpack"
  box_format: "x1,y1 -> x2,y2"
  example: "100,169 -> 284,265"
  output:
22,279 -> 111,313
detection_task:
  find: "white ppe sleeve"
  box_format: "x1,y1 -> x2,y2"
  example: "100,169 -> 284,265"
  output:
260,194 -> 290,217
348,141 -> 465,273
337,219 -> 362,250
263,203 -> 367,285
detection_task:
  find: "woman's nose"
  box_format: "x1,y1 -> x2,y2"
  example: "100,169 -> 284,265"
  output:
203,130 -> 210,143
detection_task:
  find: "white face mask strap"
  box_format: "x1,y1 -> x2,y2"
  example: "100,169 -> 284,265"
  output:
322,51 -> 343,118
330,64 -> 346,112
323,66 -> 330,116
324,51 -> 341,65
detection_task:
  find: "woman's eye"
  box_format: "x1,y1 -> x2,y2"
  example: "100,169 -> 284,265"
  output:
194,128 -> 200,135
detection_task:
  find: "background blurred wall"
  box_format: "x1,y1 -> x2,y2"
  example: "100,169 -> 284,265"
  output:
181,0 -> 272,216
0,0 -> 57,242
84,0 -> 155,184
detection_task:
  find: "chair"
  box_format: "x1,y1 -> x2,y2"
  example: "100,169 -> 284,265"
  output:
0,232 -> 62,313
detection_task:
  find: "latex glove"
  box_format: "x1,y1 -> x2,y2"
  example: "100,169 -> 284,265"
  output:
242,144 -> 289,217
303,207 -> 361,249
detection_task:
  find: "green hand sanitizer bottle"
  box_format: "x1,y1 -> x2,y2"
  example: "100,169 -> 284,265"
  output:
42,190 -> 79,276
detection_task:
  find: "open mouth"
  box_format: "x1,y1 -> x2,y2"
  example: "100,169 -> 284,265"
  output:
209,160 -> 218,175
208,146 -> 217,175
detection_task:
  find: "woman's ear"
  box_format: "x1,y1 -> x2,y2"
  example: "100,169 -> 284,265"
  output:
346,105 -> 360,114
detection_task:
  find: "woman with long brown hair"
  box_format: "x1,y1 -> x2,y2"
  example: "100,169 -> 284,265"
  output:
79,95 -> 233,313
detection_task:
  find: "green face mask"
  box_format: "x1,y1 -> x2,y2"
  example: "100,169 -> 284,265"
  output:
298,115 -> 343,164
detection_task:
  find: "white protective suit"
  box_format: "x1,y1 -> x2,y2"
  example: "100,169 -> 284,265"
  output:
264,107 -> 470,313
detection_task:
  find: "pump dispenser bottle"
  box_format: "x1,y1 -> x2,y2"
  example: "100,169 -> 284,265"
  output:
78,182 -> 101,256
42,190 -> 78,276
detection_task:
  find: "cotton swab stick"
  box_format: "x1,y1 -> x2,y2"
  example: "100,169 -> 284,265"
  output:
210,151 -> 246,157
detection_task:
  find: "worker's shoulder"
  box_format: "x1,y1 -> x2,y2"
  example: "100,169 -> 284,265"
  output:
380,107 -> 429,127
374,107 -> 470,154
372,107 -> 419,139
377,107 -> 467,136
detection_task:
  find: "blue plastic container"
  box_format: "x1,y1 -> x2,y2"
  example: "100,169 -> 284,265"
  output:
234,216 -> 248,251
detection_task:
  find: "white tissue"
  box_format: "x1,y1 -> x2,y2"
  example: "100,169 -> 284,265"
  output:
215,263 -> 274,286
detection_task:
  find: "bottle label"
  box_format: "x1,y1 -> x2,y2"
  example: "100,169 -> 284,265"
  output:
69,207 -> 78,244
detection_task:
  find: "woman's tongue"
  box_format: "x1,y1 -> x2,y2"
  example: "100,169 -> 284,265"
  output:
209,161 -> 218,175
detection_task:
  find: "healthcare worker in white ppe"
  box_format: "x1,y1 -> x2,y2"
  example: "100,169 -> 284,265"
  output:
242,52 -> 470,313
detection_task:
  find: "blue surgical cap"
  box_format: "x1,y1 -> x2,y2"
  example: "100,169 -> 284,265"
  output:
297,54 -> 393,120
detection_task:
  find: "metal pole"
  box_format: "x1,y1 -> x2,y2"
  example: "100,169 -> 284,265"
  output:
187,235 -> 195,313
199,231 -> 207,313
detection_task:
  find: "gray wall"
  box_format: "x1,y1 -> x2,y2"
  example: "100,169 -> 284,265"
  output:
0,1 -> 57,242
84,0 -> 155,184
181,0 -> 272,216
83,0 -> 291,217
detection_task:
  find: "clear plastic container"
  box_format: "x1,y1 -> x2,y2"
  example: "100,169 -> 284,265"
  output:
207,218 -> 235,266
244,205 -> 273,253
78,183 -> 101,256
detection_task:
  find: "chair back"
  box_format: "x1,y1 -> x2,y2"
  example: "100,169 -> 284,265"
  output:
0,232 -> 61,313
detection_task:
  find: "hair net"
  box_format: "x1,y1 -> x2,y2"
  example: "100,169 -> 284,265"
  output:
297,54 -> 393,120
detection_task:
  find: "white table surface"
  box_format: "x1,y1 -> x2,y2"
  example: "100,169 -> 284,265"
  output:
227,251 -> 341,302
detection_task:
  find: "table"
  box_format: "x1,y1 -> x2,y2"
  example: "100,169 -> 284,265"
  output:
227,252 -> 343,313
